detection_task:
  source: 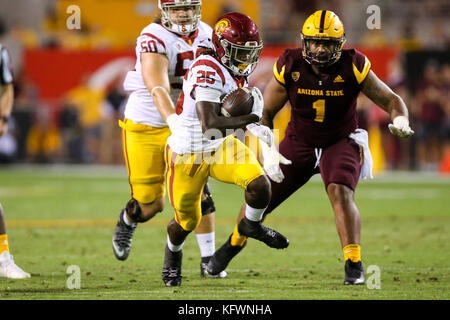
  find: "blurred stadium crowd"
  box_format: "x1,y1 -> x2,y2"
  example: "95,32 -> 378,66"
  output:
0,0 -> 448,173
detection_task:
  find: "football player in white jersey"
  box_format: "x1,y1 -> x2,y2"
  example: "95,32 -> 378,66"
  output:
112,0 -> 226,278
162,13 -> 289,286
0,44 -> 31,279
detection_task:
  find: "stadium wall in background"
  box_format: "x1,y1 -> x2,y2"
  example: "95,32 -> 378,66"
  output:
23,46 -> 398,103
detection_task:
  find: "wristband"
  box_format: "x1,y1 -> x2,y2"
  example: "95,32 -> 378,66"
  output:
393,116 -> 409,128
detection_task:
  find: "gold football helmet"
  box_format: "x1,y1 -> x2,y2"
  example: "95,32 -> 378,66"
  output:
301,10 -> 346,67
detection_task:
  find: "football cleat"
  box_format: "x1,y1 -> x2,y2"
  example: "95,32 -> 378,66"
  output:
162,245 -> 182,287
206,236 -> 247,276
344,259 -> 365,285
237,217 -> 289,249
200,258 -> 227,278
112,209 -> 137,261
0,251 -> 31,279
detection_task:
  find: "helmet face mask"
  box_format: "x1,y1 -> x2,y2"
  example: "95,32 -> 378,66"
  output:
159,0 -> 201,35
212,13 -> 263,77
220,38 -> 263,76
301,10 -> 346,67
302,35 -> 345,67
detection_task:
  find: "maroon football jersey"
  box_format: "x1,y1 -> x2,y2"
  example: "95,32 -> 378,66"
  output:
273,48 -> 371,147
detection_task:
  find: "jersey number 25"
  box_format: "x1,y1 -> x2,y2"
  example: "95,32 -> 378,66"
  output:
196,70 -> 216,84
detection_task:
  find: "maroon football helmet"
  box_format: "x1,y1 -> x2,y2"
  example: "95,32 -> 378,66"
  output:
158,0 -> 202,35
212,12 -> 263,77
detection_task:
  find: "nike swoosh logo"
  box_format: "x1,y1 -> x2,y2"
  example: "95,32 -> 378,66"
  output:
112,239 -> 125,257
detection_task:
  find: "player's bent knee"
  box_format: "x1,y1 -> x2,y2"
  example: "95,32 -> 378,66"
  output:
247,175 -> 271,206
167,218 -> 195,235
248,175 -> 271,195
182,215 -> 202,232
167,219 -> 191,245
327,183 -> 354,205
126,197 -> 164,223
141,198 -> 165,219
201,194 -> 215,216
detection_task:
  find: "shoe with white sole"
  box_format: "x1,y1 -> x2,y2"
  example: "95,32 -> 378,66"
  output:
112,209 -> 137,261
200,260 -> 227,278
0,251 -> 31,279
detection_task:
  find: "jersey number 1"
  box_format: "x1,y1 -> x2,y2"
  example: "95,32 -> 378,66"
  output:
313,99 -> 325,122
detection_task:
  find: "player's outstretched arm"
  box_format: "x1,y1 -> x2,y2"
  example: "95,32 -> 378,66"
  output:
261,77 -> 289,130
141,52 -> 176,122
360,70 -> 414,138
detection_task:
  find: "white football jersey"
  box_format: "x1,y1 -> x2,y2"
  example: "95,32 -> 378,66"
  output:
123,21 -> 213,127
167,54 -> 248,154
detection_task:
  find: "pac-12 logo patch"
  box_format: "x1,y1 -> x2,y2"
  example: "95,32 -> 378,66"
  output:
333,75 -> 345,83
292,72 -> 300,82
215,18 -> 230,36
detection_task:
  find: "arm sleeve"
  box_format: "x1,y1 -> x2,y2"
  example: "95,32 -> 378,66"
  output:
195,86 -> 222,103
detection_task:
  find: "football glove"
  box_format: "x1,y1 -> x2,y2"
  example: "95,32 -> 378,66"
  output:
250,87 -> 264,120
246,123 -> 274,147
388,116 -> 414,138
260,140 -> 292,183
166,113 -> 179,133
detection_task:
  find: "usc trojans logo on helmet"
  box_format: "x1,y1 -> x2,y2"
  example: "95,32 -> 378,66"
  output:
214,18 -> 230,36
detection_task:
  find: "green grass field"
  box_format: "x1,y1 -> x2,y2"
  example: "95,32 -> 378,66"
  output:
0,165 -> 449,300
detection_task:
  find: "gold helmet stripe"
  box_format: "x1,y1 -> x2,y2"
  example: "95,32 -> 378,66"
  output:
273,60 -> 286,85
319,10 -> 327,33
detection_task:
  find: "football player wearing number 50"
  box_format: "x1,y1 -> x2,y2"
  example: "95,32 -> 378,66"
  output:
208,10 -> 414,285
112,0 -> 226,279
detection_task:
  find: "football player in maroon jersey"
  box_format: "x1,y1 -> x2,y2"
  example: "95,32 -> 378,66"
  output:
208,10 -> 414,285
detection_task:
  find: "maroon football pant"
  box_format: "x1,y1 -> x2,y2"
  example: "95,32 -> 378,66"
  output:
265,133 -> 361,215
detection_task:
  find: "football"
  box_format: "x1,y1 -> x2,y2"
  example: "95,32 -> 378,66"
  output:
220,87 -> 254,117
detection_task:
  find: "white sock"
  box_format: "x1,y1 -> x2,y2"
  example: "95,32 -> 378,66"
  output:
245,204 -> 266,222
196,232 -> 215,258
167,234 -> 184,252
122,211 -> 136,227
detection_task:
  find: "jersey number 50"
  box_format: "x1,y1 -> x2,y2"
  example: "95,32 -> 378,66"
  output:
141,40 -> 157,53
